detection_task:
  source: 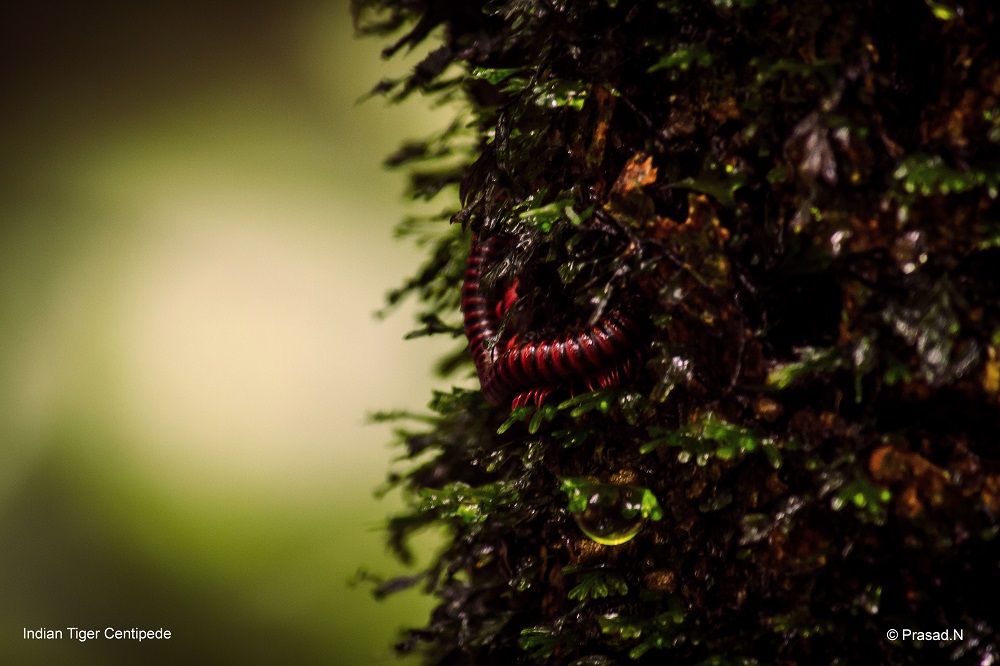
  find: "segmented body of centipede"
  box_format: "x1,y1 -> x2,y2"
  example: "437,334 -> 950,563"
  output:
461,234 -> 644,409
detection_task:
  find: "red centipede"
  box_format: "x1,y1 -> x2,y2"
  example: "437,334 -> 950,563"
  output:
461,234 -> 644,409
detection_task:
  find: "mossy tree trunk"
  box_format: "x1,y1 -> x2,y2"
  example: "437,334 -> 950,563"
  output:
356,1 -> 1000,664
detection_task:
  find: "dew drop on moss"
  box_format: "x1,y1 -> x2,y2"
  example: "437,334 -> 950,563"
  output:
570,483 -> 653,546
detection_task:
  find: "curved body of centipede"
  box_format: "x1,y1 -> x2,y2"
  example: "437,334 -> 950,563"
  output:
462,234 -> 644,409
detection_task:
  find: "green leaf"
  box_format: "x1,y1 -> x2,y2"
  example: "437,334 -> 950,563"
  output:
648,44 -> 714,72
767,347 -> 843,389
469,66 -> 522,84
567,571 -> 629,600
518,627 -> 557,658
924,0 -> 957,21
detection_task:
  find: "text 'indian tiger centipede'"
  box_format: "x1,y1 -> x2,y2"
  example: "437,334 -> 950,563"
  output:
461,234 -> 644,409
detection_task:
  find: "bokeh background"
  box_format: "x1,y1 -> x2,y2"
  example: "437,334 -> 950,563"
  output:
0,2 -> 455,663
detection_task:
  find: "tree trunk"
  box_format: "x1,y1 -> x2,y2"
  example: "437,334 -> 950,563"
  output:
356,1 -> 1000,663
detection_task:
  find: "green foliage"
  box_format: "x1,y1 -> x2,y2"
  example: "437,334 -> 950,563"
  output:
830,476 -> 892,525
566,570 -> 629,601
648,44 -> 714,73
643,411 -> 763,460
766,346 -> 843,389
415,481 -> 520,524
597,599 -> 687,659
498,389 -> 642,435
356,0 -> 1000,663
518,627 -> 557,659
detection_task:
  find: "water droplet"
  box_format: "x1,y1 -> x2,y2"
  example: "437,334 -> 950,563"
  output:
829,229 -> 850,256
858,583 -> 882,614
891,230 -> 928,275
740,513 -> 772,545
570,483 -> 656,546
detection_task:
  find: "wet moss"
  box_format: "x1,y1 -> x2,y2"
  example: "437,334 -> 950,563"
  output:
357,0 -> 1000,663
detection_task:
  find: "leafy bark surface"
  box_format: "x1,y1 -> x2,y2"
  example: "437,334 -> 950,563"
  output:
357,1 -> 1000,664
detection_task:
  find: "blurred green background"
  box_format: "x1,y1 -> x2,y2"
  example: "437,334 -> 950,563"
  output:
1,2 -> 453,663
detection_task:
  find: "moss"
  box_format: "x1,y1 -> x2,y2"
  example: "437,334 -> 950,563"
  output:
357,0 -> 1000,663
